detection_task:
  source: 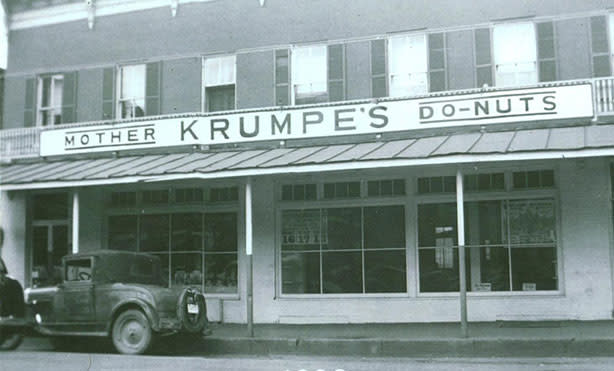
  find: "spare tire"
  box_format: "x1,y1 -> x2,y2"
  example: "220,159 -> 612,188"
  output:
176,288 -> 207,333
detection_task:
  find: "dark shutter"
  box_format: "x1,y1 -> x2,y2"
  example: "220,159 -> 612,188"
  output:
537,21 -> 557,82
24,77 -> 36,127
370,39 -> 386,98
146,62 -> 161,116
61,71 -> 78,124
327,44 -> 345,102
102,67 -> 115,119
428,33 -> 446,92
590,16 -> 611,77
474,28 -> 493,87
275,49 -> 290,105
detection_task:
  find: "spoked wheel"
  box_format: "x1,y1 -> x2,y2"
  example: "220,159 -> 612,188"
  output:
111,310 -> 152,355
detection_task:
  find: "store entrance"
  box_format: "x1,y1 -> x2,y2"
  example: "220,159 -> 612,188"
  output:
32,223 -> 69,287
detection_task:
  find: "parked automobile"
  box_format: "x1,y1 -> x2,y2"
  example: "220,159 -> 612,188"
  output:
25,250 -> 209,354
0,257 -> 27,350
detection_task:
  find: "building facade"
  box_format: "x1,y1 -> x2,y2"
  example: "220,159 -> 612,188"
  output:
1,0 -> 614,325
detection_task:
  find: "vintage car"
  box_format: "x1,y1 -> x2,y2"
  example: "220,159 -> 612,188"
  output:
25,250 -> 209,354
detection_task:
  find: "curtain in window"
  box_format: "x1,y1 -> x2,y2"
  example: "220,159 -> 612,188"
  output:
291,45 -> 327,97
493,22 -> 537,86
388,34 -> 428,97
204,55 -> 236,87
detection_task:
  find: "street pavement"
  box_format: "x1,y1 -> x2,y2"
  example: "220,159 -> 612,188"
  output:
3,351 -> 614,371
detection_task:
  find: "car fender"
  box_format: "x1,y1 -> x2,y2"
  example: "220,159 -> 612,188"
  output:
107,298 -> 160,333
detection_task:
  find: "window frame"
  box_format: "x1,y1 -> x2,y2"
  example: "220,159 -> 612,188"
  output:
201,54 -> 237,112
275,177 -> 411,298
116,63 -> 147,119
36,74 -> 64,127
492,21 -> 539,87
414,168 -> 563,297
290,44 -> 329,105
387,32 -> 429,97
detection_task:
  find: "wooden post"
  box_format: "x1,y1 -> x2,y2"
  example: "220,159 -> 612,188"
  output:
456,170 -> 468,338
245,179 -> 254,337
72,190 -> 79,254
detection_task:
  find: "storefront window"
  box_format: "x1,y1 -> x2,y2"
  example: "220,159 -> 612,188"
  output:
418,198 -> 557,293
281,205 -> 406,295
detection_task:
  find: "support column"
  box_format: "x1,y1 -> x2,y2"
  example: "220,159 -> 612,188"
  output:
72,190 -> 79,254
456,170 -> 468,338
245,178 -> 254,337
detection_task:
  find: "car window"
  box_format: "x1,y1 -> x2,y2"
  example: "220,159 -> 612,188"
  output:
65,259 -> 92,282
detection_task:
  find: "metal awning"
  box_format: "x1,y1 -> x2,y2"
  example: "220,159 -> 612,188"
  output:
2,124 -> 614,190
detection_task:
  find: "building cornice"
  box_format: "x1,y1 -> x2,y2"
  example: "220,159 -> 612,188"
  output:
8,0 -> 221,31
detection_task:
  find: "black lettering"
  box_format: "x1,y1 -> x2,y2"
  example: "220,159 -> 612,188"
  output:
144,128 -> 155,141
128,129 -> 138,142
474,101 -> 489,116
240,116 -> 260,138
181,120 -> 199,141
303,111 -> 323,134
96,132 -> 104,144
272,113 -> 291,135
543,95 -> 556,111
420,106 -> 434,120
211,119 -> 230,140
65,135 -> 75,146
496,98 -> 511,113
442,104 -> 455,117
111,131 -> 121,143
80,134 -> 90,145
519,97 -> 534,112
369,106 -> 388,128
334,108 -> 356,131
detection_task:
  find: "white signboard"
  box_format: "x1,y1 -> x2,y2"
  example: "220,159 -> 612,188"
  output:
40,84 -> 594,156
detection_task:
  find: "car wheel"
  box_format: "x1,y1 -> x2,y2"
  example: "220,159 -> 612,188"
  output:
111,309 -> 152,355
177,289 -> 207,333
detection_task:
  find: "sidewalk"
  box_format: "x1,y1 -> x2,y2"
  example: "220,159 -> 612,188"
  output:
18,321 -> 614,357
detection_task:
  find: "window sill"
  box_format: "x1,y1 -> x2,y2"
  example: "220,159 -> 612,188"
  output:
277,293 -> 411,300
417,290 -> 563,298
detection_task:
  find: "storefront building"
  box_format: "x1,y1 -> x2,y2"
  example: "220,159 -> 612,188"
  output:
1,0 -> 614,325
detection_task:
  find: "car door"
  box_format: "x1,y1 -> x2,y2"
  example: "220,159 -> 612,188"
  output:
55,257 -> 96,333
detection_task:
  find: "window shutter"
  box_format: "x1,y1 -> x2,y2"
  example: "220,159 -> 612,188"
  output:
537,21 -> 557,82
370,39 -> 386,98
474,28 -> 493,87
102,67 -> 115,119
327,44 -> 345,102
24,77 -> 36,127
590,16 -> 611,77
275,49 -> 290,105
428,33 -> 446,92
61,71 -> 78,123
146,62 -> 161,116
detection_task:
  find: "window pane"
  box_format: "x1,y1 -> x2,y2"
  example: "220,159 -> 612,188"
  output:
275,49 -> 289,84
475,28 -> 492,65
207,85 -> 235,112
52,77 -> 63,108
478,246 -> 510,291
429,70 -> 446,92
511,246 -> 557,291
476,66 -> 492,87
292,45 -> 327,97
322,251 -> 362,293
324,208 -> 361,250
418,203 -> 457,247
372,76 -> 387,98
428,46 -> 445,70
419,247 -> 470,292
171,213 -> 202,252
33,193 -> 68,220
465,201 -> 503,246
371,39 -> 386,76
364,206 -> 405,249
66,259 -> 92,282
506,199 -> 556,244
365,250 -> 406,293
41,77 -> 51,107
108,215 -> 138,251
282,252 -> 320,294
281,209 -> 321,251
140,214 -> 169,252
493,22 -> 536,64
120,64 -> 146,101
389,34 -> 427,74
171,252 -> 203,287
204,213 -> 237,252
204,55 -> 236,86
275,85 -> 289,105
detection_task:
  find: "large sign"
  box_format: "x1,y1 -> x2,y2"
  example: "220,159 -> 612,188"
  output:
40,84 -> 594,156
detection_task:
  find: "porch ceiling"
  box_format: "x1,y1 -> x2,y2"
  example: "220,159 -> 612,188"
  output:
1,124 -> 614,190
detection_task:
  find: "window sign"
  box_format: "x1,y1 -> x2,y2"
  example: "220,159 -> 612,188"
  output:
388,34 -> 428,97
493,22 -> 537,87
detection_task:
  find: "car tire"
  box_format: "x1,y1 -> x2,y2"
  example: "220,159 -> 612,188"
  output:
111,309 -> 152,355
177,288 -> 207,333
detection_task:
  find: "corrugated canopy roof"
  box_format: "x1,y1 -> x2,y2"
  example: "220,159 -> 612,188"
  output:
2,124 -> 614,190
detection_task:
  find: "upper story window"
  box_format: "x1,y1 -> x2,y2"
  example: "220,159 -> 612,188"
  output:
388,34 -> 428,97
118,64 -> 146,119
291,45 -> 328,105
493,22 -> 537,87
37,75 -> 63,126
203,55 -> 236,112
